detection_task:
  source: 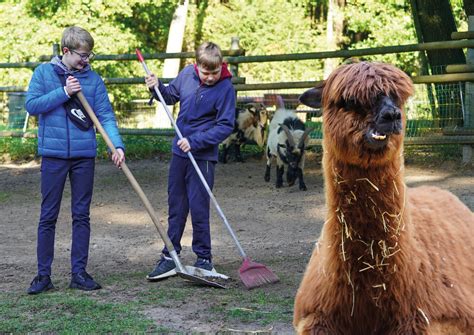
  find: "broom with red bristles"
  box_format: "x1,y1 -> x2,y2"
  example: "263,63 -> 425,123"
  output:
136,49 -> 279,289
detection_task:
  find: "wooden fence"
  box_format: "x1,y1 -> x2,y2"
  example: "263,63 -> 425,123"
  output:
1,23 -> 473,160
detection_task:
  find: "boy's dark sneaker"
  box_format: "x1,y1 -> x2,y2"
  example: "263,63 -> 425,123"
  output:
146,255 -> 176,281
69,271 -> 102,291
194,257 -> 214,271
27,275 -> 54,295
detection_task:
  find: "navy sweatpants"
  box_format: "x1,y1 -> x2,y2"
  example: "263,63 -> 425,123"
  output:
37,157 -> 95,276
163,154 -> 215,260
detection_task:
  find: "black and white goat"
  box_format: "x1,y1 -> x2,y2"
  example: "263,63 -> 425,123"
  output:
264,96 -> 312,190
219,103 -> 268,163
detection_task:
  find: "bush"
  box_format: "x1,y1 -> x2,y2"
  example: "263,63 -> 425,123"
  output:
0,135 -> 173,163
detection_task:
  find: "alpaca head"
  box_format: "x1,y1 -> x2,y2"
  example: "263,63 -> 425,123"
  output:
300,62 -> 414,167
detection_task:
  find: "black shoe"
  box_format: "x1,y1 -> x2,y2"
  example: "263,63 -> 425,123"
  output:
69,271 -> 102,291
27,275 -> 54,295
146,255 -> 177,281
194,257 -> 214,271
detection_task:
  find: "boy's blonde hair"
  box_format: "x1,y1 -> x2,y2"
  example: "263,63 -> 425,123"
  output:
61,26 -> 94,52
195,42 -> 222,70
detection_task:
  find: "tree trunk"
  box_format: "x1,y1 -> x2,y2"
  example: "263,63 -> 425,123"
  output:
155,0 -> 189,128
324,0 -> 345,78
464,0 -> 474,16
410,0 -> 466,127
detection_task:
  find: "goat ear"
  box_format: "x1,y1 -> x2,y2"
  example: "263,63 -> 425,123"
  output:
299,84 -> 324,109
299,128 -> 314,148
275,95 -> 285,110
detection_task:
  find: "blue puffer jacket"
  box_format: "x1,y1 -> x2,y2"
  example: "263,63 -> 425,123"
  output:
26,63 -> 124,158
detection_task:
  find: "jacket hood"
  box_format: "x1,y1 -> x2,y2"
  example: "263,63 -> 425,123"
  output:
193,62 -> 232,85
50,56 -> 91,76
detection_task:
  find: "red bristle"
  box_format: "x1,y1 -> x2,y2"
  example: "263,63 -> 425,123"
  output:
239,257 -> 279,289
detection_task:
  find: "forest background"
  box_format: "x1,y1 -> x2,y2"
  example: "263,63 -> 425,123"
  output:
0,0 -> 469,109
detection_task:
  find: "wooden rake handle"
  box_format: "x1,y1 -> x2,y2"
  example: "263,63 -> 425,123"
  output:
76,92 -> 184,271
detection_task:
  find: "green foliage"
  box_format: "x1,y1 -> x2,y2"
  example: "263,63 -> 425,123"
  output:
0,137 -> 37,162
343,0 -> 419,74
0,0 -> 177,104
0,134 -> 173,163
451,0 -> 469,31
185,0 -> 326,83
97,135 -> 172,160
0,0 -> 469,105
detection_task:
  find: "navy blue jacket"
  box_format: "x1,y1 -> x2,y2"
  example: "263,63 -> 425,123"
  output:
26,63 -> 124,158
156,64 -> 235,161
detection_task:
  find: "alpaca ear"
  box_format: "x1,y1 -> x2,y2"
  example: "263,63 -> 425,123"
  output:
299,84 -> 324,109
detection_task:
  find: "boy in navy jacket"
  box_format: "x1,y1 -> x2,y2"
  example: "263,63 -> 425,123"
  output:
145,42 -> 235,280
26,26 -> 125,294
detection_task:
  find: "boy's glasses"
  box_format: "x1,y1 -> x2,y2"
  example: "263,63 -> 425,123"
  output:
71,50 -> 95,61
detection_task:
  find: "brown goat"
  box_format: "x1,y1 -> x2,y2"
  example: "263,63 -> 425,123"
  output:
294,62 -> 474,334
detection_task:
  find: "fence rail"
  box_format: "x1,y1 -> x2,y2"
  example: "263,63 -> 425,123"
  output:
1,39 -> 473,91
1,32 -> 473,160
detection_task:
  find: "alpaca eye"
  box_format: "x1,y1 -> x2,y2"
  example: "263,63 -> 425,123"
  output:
338,97 -> 365,114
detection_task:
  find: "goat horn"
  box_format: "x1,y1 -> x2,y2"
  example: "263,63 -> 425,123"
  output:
299,128 -> 314,148
280,124 -> 296,148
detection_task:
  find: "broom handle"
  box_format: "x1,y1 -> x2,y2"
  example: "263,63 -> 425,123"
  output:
136,49 -> 248,259
76,91 -> 186,273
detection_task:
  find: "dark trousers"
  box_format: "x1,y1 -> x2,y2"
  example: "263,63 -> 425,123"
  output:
37,157 -> 95,276
163,154 -> 215,260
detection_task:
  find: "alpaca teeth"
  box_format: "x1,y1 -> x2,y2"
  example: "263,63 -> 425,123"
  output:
372,133 -> 387,140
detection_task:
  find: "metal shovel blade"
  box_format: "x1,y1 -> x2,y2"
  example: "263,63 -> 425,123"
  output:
184,265 -> 229,280
177,271 -> 227,289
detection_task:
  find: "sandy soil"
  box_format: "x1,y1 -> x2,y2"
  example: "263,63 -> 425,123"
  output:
0,152 -> 472,332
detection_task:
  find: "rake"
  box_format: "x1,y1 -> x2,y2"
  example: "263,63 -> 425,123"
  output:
76,91 -> 225,289
136,49 -> 279,289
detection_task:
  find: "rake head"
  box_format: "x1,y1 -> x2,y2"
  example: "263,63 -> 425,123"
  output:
239,257 -> 279,289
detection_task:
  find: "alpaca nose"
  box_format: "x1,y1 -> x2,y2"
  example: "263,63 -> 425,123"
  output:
381,106 -> 401,122
376,98 -> 402,135
381,107 -> 402,134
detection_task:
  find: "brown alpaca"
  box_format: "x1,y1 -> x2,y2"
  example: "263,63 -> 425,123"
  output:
294,62 -> 474,335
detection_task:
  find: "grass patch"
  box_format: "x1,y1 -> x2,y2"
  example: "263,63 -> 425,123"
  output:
210,290 -> 293,325
0,270 -> 293,332
0,291 -> 165,333
0,192 -> 9,203
404,144 -> 463,165
104,272 -> 294,327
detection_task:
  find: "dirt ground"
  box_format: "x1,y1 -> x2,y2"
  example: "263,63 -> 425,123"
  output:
1,151 -> 473,332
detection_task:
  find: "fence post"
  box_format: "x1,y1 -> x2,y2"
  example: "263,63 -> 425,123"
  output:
53,43 -> 60,56
229,37 -> 240,77
463,15 -> 473,164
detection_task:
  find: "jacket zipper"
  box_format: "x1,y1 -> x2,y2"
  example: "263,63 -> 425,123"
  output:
66,110 -> 70,158
195,85 -> 204,108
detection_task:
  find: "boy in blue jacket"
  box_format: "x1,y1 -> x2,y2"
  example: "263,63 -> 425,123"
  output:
26,26 -> 125,294
145,42 -> 235,280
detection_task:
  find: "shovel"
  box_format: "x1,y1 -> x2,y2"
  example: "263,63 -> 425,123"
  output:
136,49 -> 279,289
76,91 -> 226,289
